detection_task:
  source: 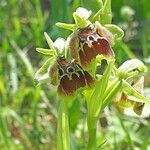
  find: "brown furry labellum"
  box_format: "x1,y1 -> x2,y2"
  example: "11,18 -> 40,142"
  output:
69,24 -> 114,67
49,57 -> 94,96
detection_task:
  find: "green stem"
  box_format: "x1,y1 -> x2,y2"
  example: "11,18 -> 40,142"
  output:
87,128 -> 96,150
57,100 -> 70,150
86,118 -> 97,150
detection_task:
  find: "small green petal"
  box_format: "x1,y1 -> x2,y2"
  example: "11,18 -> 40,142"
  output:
56,23 -> 76,31
36,48 -> 56,56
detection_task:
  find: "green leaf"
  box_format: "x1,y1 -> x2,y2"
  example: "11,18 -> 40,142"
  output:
96,60 -> 115,102
104,24 -> 124,40
0,118 -> 11,147
97,0 -> 103,8
122,80 -> 150,103
86,60 -> 115,149
44,32 -> 55,50
56,23 -> 76,31
69,98 -> 81,131
8,53 -> 18,94
100,0 -> 112,24
101,80 -> 122,110
119,118 -> 134,150
91,8 -> 103,23
36,48 -> 56,56
88,59 -> 115,120
118,42 -> 136,59
11,40 -> 34,77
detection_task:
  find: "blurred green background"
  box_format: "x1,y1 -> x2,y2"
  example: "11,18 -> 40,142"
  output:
0,0 -> 150,149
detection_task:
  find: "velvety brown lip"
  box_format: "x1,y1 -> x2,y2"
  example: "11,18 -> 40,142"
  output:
70,25 -> 114,67
58,71 -> 86,96
79,37 -> 114,66
58,69 -> 94,96
49,57 -> 95,96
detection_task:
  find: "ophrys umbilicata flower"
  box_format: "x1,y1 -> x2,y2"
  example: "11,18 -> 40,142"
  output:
49,57 -> 94,97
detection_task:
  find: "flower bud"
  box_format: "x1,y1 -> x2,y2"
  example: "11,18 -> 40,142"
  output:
114,77 -> 146,115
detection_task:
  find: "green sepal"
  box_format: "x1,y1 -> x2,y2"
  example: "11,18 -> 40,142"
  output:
56,23 -> 76,31
34,57 -> 56,86
104,24 -> 124,41
36,48 -> 56,56
118,59 -> 147,79
44,32 -> 55,50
